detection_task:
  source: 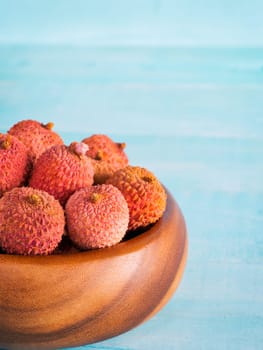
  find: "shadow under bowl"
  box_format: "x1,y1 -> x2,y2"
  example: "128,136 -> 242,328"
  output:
0,190 -> 188,350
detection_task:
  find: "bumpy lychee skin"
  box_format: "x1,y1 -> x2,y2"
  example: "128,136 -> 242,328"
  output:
106,166 -> 167,231
82,134 -> 128,184
0,187 -> 65,255
29,142 -> 94,205
8,119 -> 64,165
65,184 -> 129,249
0,133 -> 29,196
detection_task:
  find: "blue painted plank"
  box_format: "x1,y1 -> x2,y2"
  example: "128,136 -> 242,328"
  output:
0,46 -> 262,350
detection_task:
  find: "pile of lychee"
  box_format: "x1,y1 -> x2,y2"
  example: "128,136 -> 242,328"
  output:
0,120 -> 167,255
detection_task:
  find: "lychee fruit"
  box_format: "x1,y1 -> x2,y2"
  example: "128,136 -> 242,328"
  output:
0,133 -> 29,196
8,119 -> 64,165
29,142 -> 94,205
0,187 -> 65,255
65,184 -> 129,249
82,134 -> 128,184
106,166 -> 167,231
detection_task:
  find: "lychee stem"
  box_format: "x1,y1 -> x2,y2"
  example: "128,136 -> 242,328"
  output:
90,193 -> 102,203
0,135 -> 12,150
26,194 -> 42,205
117,142 -> 126,150
142,176 -> 153,183
95,150 -> 104,160
42,122 -> 54,130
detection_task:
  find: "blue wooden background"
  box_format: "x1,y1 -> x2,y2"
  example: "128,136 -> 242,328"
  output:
0,1 -> 263,349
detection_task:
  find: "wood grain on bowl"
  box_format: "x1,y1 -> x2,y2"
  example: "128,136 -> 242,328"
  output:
0,190 -> 187,350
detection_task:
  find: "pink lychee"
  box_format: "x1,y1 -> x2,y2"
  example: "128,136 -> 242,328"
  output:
0,133 -> 29,196
29,142 -> 94,205
65,184 -> 129,249
106,166 -> 167,231
8,119 -> 64,165
0,187 -> 65,255
82,134 -> 128,184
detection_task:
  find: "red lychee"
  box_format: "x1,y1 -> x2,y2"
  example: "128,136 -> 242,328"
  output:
106,166 -> 167,231
0,133 -> 29,196
0,187 -> 65,255
65,184 -> 129,249
82,134 -> 128,184
8,119 -> 64,165
29,142 -> 94,205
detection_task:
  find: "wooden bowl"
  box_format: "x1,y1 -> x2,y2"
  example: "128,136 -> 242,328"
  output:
0,190 -> 187,350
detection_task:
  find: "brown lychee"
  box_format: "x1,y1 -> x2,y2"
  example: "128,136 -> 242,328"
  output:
0,133 -> 29,196
0,187 -> 65,255
8,119 -> 64,165
82,134 -> 128,184
65,184 -> 129,249
106,166 -> 167,231
29,142 -> 94,205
